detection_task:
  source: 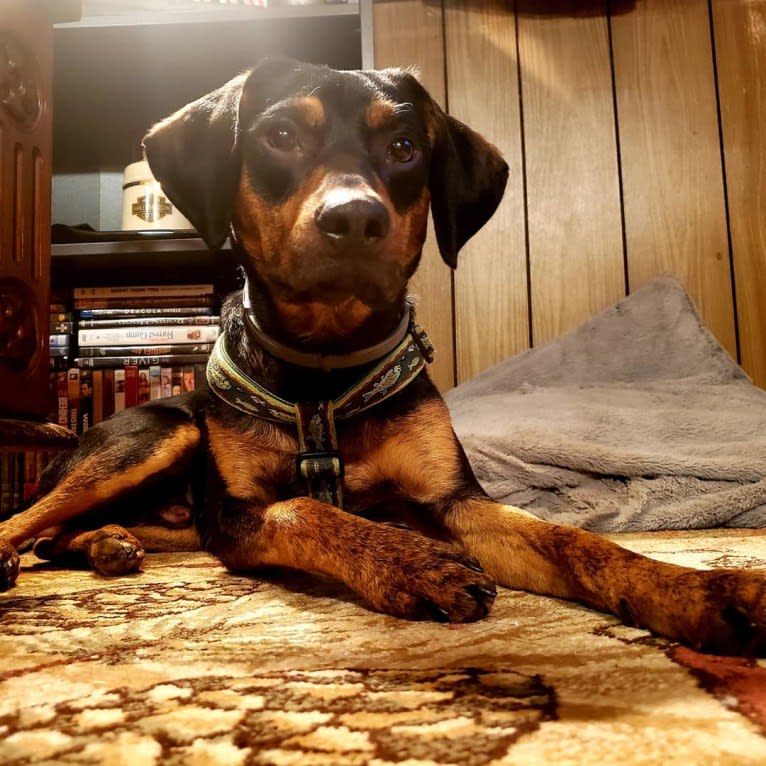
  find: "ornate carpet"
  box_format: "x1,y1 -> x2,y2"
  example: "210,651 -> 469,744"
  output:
1,529 -> 765,765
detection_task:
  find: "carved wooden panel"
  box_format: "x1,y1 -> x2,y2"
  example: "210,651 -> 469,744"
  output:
0,1 -> 53,419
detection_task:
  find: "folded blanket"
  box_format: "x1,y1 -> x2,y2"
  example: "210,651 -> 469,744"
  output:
446,276 -> 766,531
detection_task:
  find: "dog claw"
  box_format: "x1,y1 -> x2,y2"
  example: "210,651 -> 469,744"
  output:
667,571 -> 766,655
384,521 -> 414,531
464,583 -> 497,619
462,556 -> 485,574
420,600 -> 451,623
87,531 -> 145,577
718,603 -> 759,654
467,583 -> 497,600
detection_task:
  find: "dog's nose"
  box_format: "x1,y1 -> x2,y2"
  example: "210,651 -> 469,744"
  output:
315,197 -> 390,246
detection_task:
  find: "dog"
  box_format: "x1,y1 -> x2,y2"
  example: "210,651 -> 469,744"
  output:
1,58 -> 764,655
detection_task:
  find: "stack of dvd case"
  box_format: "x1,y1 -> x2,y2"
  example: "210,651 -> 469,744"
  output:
65,284 -> 220,434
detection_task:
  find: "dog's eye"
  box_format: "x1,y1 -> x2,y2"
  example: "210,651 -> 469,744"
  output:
268,124 -> 299,152
388,137 -> 416,163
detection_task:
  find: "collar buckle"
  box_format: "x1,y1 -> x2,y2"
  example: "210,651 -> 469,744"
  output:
296,450 -> 345,507
411,322 -> 435,364
296,451 -> 345,481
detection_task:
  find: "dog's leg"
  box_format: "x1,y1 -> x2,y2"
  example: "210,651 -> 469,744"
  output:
32,521 -> 200,576
0,411 -> 200,590
207,496 -> 497,623
444,497 -> 766,654
32,525 -> 146,576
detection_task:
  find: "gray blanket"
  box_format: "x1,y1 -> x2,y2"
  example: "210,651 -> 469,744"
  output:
446,276 -> 766,531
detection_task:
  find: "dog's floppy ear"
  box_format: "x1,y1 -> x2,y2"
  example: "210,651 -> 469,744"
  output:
142,71 -> 248,250
428,105 -> 509,268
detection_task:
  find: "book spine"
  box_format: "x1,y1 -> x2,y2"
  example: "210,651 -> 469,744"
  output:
78,306 -> 214,318
67,369 -> 80,435
50,356 -> 70,370
171,367 -> 183,396
77,343 -> 214,358
49,334 -> 71,347
193,363 -> 206,390
49,346 -> 71,358
0,455 -> 9,518
75,354 -> 210,369
160,366 -> 173,399
93,370 -> 104,425
50,320 -> 74,333
182,365 -> 195,392
78,325 -> 220,346
23,451 -> 35,503
57,372 -> 68,427
11,454 -> 23,513
104,369 -> 116,419
78,315 -> 220,328
73,284 -> 214,299
78,368 -> 93,433
124,367 -> 138,408
48,372 -> 58,424
114,369 -> 126,413
137,369 -> 151,405
149,366 -> 162,400
73,295 -> 215,310
25,451 -> 47,503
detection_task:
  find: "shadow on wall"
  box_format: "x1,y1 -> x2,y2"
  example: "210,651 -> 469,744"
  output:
516,0 -> 637,18
403,0 -> 638,19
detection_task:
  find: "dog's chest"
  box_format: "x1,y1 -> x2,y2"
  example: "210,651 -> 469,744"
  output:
206,406 -> 461,509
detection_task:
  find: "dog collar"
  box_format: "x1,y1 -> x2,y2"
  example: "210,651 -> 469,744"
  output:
206,317 -> 434,508
241,287 -> 413,371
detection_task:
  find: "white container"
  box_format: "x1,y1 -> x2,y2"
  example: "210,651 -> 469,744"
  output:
121,160 -> 193,231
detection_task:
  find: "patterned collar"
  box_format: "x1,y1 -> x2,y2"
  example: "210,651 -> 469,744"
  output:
206,309 -> 434,508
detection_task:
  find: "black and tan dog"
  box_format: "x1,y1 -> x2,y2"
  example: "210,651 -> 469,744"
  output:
1,59 -> 764,654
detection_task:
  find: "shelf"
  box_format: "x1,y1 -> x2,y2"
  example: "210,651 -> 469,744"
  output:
51,236 -> 217,259
55,3 -> 360,29
49,1 -> 372,292
0,418 -> 76,452
50,237 -> 242,294
52,11 -> 364,174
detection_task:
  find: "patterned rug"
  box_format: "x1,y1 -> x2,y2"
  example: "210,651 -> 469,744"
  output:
1,529 -> 765,765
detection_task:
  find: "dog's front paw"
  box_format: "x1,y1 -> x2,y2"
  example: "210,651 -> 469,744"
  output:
686,570 -> 766,655
0,541 -> 20,591
87,525 -> 145,577
656,569 -> 766,656
359,531 -> 497,623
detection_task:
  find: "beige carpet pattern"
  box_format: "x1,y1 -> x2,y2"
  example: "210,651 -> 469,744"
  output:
1,530 -> 766,765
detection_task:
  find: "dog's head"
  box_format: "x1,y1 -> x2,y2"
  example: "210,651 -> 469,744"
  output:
143,58 -> 507,346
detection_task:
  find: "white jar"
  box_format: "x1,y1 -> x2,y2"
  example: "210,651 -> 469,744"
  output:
121,160 -> 193,231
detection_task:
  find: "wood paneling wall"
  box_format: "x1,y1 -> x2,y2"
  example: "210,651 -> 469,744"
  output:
445,2 -> 528,382
517,2 -> 625,349
712,0 -> 766,389
374,0 -> 766,391
612,0 -> 736,356
373,0 -> 455,390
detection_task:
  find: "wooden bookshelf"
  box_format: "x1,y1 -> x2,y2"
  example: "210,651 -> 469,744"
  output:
51,237 -> 239,292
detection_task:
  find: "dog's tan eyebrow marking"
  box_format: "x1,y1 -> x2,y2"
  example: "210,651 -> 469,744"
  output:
294,96 -> 325,128
366,99 -> 400,130
256,96 -> 325,130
